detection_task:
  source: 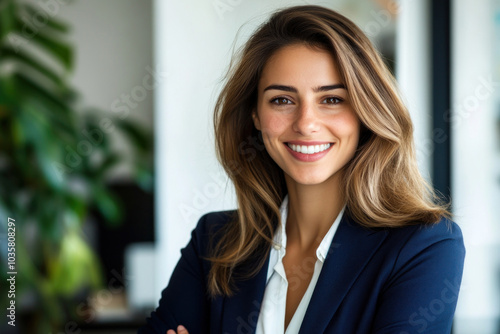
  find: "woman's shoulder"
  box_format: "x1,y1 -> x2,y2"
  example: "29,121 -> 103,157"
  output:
378,217 -> 465,268
194,209 -> 238,235
188,209 -> 238,252
385,217 -> 464,246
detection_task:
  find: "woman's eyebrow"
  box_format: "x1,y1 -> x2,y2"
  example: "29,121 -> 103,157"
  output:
263,83 -> 346,93
314,84 -> 346,92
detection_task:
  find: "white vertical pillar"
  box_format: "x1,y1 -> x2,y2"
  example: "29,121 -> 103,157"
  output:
395,0 -> 432,181
452,0 -> 500,333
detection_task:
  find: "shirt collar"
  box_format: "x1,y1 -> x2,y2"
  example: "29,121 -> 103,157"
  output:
272,194 -> 345,263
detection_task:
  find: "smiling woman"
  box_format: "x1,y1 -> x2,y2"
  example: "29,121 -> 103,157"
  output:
138,5 -> 465,334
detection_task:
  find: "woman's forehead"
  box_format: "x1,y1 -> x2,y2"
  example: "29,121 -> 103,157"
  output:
258,44 -> 343,91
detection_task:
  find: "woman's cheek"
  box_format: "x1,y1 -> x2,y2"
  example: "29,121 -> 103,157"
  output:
333,111 -> 360,138
259,113 -> 289,135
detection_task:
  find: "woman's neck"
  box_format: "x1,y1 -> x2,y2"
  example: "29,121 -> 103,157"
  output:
284,172 -> 345,253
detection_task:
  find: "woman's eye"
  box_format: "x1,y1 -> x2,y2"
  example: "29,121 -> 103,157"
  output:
271,97 -> 292,105
322,97 -> 343,105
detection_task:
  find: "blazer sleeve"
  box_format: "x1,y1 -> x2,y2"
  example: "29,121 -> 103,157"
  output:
371,219 -> 466,334
137,213 -> 215,334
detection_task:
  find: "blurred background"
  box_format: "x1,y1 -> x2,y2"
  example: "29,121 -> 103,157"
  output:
0,0 -> 498,333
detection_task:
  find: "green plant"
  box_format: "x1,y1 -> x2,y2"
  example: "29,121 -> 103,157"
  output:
0,0 -> 153,332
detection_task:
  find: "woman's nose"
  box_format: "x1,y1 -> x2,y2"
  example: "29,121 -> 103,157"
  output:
292,102 -> 320,135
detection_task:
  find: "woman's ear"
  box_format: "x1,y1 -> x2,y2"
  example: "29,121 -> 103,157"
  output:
252,111 -> 261,130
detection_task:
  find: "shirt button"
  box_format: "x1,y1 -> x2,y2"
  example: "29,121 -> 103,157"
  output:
273,244 -> 281,250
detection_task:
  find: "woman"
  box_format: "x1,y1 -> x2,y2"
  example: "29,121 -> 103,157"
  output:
139,5 -> 465,334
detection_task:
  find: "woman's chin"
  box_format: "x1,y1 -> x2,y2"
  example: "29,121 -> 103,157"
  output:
285,172 -> 334,186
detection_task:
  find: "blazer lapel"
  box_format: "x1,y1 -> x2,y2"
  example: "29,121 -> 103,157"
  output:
299,213 -> 389,333
220,250 -> 271,334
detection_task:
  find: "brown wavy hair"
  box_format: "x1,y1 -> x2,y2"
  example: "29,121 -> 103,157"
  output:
208,5 -> 450,298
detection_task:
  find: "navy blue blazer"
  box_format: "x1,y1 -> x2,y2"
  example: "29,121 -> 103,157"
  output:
138,209 -> 465,334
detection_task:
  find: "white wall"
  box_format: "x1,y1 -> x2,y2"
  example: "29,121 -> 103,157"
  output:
452,0 -> 500,333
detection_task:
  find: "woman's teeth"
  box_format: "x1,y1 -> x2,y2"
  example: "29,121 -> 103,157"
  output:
287,143 -> 331,154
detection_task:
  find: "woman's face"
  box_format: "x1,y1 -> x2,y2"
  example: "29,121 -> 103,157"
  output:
253,43 -> 360,186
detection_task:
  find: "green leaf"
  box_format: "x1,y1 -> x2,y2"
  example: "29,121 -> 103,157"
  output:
1,45 -> 64,87
24,95 -> 77,144
25,29 -> 73,71
17,102 -> 71,191
13,72 -> 74,117
33,136 -> 66,191
0,74 -> 18,105
49,230 -> 104,296
65,194 -> 88,222
45,17 -> 71,34
0,0 -> 16,39
134,164 -> 154,192
115,118 -> 152,151
11,113 -> 26,148
93,153 -> 122,179
93,185 -> 123,225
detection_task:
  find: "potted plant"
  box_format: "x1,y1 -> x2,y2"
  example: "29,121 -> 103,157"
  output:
0,0 -> 153,332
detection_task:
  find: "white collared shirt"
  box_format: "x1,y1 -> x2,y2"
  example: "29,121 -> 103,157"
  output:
256,194 -> 345,334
